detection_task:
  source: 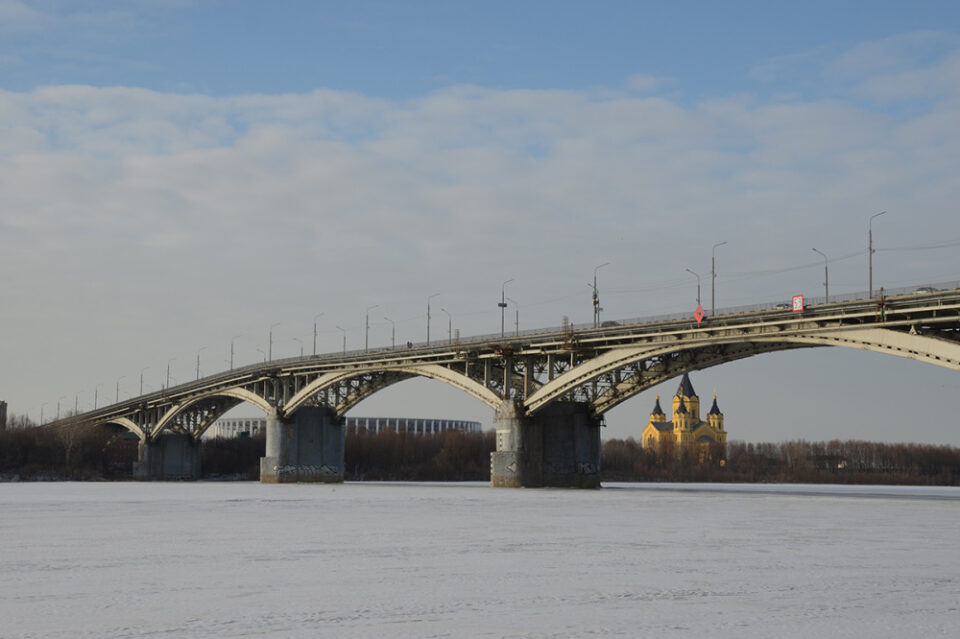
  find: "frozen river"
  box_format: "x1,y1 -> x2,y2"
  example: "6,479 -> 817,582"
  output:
2,482 -> 958,638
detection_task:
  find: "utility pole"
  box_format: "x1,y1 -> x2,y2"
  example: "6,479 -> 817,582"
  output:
384,316 -> 395,349
441,308 -> 452,344
196,346 -> 206,380
812,248 -> 829,302
869,210 -> 886,297
592,262 -> 609,328
313,313 -> 324,356
685,268 -> 701,306
427,293 -> 439,345
507,298 -> 519,336
711,241 -> 727,316
365,304 -> 379,352
268,322 -> 280,361
230,335 -> 241,370
500,278 -> 514,338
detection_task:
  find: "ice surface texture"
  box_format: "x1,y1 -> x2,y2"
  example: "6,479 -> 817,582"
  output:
1,482 -> 958,638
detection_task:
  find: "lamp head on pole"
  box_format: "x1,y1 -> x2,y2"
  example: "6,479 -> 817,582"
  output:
870,210 -> 887,229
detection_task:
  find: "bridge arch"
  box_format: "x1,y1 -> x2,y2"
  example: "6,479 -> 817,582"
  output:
151,387 -> 273,440
525,327 -> 960,416
95,416 -> 146,440
589,341 -> 805,415
283,364 -> 502,417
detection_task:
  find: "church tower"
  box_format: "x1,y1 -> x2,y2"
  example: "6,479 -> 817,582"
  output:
671,373 -> 700,421
675,396 -> 690,445
707,394 -> 724,433
649,395 -> 666,424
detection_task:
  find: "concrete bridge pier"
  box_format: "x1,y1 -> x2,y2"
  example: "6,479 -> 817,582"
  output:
491,400 -> 601,488
133,433 -> 201,480
260,406 -> 344,483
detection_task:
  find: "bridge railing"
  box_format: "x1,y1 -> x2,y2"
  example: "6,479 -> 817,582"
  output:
198,278 -> 960,365
326,279 -> 960,357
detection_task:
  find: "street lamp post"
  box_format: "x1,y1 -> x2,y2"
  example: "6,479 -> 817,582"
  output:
685,268 -> 701,306
384,316 -> 396,349
116,377 -> 124,403
506,298 -> 520,336
500,278 -> 514,338
711,241 -> 727,316
196,346 -> 207,380
869,210 -> 886,297
56,396 -> 65,420
230,335 -> 241,370
293,337 -> 304,357
427,293 -> 439,345
313,313 -> 324,356
93,383 -> 102,410
336,326 -> 346,355
592,262 -> 610,328
140,367 -> 149,395
256,348 -> 266,363
365,304 -> 379,352
812,248 -> 829,302
40,403 -> 47,425
441,308 -> 452,344
166,358 -> 176,389
268,322 -> 280,361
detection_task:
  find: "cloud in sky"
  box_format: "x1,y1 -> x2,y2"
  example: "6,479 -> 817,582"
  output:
2,30 -> 960,444
0,0 -> 46,30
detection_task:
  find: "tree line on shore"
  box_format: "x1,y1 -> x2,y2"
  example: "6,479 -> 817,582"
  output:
602,438 -> 960,484
2,415 -> 959,484
0,417 -> 496,481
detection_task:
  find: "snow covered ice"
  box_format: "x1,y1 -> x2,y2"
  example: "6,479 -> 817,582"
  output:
2,482 -> 958,638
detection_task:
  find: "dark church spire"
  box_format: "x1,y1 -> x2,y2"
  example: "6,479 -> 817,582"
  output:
708,394 -> 722,416
676,372 -> 697,398
651,395 -> 664,416
676,397 -> 688,415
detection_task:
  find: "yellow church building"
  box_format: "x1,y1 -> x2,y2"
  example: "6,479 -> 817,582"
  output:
641,373 -> 726,450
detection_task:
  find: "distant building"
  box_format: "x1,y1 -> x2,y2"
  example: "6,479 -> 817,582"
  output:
344,416 -> 482,436
205,415 -> 482,439
641,373 -> 726,450
0,400 -> 6,431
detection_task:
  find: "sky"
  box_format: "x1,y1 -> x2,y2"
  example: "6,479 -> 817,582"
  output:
2,0 -> 960,445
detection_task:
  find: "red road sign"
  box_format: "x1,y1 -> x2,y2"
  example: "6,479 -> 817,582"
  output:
694,304 -> 705,325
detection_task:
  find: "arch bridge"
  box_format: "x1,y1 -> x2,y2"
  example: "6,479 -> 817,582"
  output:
54,286 -> 960,487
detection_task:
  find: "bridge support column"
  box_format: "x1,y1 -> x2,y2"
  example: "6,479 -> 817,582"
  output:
491,400 -> 601,488
260,406 -> 344,483
133,434 -> 201,480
